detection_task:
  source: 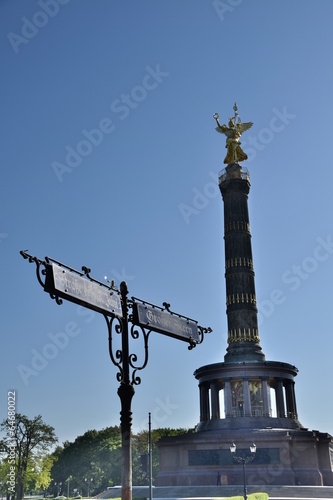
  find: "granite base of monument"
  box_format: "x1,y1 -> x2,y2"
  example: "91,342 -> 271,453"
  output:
156,427 -> 333,487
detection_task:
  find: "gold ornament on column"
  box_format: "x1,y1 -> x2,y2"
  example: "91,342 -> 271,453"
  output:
213,103 -> 253,164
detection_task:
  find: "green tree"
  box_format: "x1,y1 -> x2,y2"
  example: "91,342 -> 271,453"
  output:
25,454 -> 56,494
0,414 -> 58,500
50,425 -> 195,494
132,427 -> 194,485
51,426 -> 122,496
0,457 -> 12,498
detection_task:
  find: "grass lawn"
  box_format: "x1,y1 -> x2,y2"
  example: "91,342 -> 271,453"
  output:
102,494 -> 269,500
213,494 -> 269,500
132,494 -> 269,500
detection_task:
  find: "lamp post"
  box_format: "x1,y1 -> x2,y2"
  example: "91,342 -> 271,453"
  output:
85,478 -> 93,497
65,475 -> 72,498
148,413 -> 153,500
54,482 -> 62,497
230,442 -> 256,500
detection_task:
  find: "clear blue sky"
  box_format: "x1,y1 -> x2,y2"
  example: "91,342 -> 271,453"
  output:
1,0 -> 333,446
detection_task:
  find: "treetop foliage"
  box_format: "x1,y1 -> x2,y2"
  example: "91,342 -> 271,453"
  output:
0,414 -> 58,500
0,414 -> 194,498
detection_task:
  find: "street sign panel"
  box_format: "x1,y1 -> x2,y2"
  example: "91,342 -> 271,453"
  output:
132,302 -> 199,343
44,263 -> 122,318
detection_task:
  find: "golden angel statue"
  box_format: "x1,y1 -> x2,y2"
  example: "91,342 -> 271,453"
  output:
213,103 -> 253,164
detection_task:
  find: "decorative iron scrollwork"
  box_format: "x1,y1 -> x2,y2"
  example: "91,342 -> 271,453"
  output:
129,322 -> 151,386
20,250 -> 64,305
20,250 -> 212,387
105,314 -> 124,383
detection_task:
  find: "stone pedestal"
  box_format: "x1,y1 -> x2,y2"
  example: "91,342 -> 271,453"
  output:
156,428 -> 333,486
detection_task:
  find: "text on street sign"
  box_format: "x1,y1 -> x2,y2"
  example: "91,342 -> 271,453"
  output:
132,302 -> 199,343
44,263 -> 122,318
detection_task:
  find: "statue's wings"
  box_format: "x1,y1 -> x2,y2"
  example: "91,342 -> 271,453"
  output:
235,121 -> 253,134
215,125 -> 227,134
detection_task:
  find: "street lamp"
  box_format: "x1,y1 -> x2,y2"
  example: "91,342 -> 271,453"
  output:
230,442 -> 256,500
66,476 -> 72,498
54,482 -> 62,497
85,478 -> 93,497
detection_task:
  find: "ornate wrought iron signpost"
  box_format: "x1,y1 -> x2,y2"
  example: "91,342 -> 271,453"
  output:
20,251 -> 211,500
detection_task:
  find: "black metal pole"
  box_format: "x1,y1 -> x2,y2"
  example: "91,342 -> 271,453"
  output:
148,412 -> 153,500
118,281 -> 135,500
242,459 -> 247,500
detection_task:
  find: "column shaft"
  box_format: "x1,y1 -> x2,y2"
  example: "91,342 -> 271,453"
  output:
210,382 -> 220,419
243,379 -> 251,417
291,381 -> 298,419
219,164 -> 265,362
262,379 -> 270,417
199,384 -> 210,421
285,380 -> 298,419
224,380 -> 233,418
276,380 -> 286,418
285,381 -> 294,418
